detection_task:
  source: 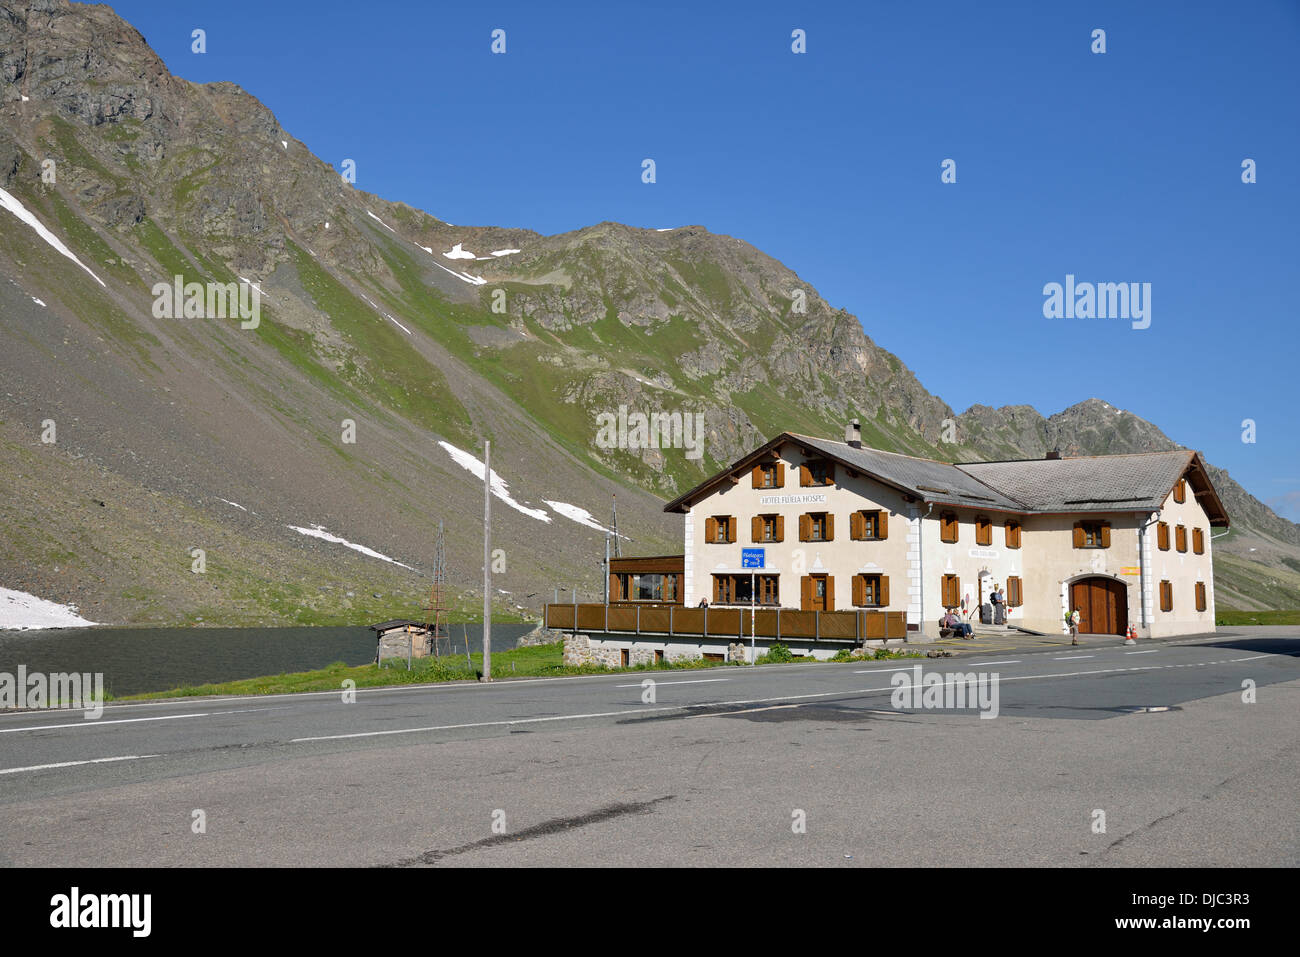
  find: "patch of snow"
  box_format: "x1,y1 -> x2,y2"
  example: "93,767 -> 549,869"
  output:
236,276 -> 272,302
0,186 -> 106,287
429,260 -> 487,286
357,292 -> 413,336
438,441 -> 551,522
366,210 -> 397,233
544,501 -> 620,535
490,249 -> 521,257
655,228 -> 679,232
218,498 -> 248,511
1,587 -> 97,630
20,95 -> 29,102
325,222 -> 330,230
31,297 -> 45,307
443,243 -> 476,260
419,245 -> 433,254
287,524 -> 416,570
281,140 -> 288,150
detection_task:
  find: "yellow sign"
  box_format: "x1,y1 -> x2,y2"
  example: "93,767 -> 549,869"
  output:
1120,566 -> 1140,576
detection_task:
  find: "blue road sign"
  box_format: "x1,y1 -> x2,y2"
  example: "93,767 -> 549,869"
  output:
741,548 -> 765,569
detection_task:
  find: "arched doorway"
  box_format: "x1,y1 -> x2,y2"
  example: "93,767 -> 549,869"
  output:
1069,576 -> 1128,636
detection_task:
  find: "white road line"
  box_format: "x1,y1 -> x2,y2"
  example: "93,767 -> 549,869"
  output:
0,712 -> 210,734
1126,650 -> 1159,655
0,754 -> 159,776
1054,655 -> 1094,660
290,653 -> 1281,744
614,678 -> 729,688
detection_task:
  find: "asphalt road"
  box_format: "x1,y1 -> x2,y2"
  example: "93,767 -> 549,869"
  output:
0,632 -> 1296,866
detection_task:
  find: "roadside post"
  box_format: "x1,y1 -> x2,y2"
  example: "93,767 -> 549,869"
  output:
741,547 -> 764,665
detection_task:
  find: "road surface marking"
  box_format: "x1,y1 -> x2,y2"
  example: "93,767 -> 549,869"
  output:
1054,655 -> 1093,660
290,653 -> 1283,743
0,712 -> 211,734
0,754 -> 160,776
614,678 -> 729,688
1126,649 -> 1159,655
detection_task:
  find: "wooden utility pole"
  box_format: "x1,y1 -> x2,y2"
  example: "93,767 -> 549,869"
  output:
482,440 -> 492,680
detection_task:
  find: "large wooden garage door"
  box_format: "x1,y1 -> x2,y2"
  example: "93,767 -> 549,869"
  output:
1070,577 -> 1128,636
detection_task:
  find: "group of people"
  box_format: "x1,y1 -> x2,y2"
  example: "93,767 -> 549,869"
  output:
941,582 -> 1009,638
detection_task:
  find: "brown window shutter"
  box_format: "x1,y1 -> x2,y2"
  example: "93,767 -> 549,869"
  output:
849,511 -> 863,540
1157,522 -> 1169,550
1196,582 -> 1206,611
852,575 -> 864,607
705,516 -> 717,542
751,516 -> 763,542
751,466 -> 762,489
825,576 -> 835,609
1193,528 -> 1204,554
1100,523 -> 1111,548
878,511 -> 888,540
799,513 -> 811,541
712,576 -> 721,603
775,515 -> 785,542
727,517 -> 737,543
799,463 -> 812,487
826,514 -> 835,541
1176,525 -> 1186,552
775,463 -> 785,487
1072,523 -> 1085,548
879,575 -> 890,607
800,575 -> 812,610
823,464 -> 834,486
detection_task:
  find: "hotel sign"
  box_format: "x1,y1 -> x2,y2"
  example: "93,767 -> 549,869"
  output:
968,548 -> 999,559
759,493 -> 828,506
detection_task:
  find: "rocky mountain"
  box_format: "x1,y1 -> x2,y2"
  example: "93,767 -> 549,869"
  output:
1,0 -> 1295,625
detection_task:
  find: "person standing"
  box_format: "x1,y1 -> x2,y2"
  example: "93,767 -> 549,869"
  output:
1068,608 -> 1081,645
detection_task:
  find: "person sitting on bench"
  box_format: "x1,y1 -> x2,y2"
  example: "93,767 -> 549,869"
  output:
941,608 -> 973,639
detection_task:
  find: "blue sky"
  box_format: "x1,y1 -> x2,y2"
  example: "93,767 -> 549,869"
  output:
108,0 -> 1300,519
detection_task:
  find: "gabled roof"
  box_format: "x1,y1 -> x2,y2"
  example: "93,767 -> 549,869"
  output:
663,433 -> 1230,527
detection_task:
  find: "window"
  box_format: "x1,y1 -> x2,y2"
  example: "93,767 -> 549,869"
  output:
1005,521 -> 1022,549
1192,528 -> 1204,554
1073,521 -> 1111,548
975,516 -> 992,546
1195,581 -> 1207,612
1175,525 -> 1187,553
799,511 -> 833,542
800,459 -> 833,487
941,574 -> 960,608
1159,580 -> 1173,613
1157,522 -> 1170,551
852,574 -> 890,607
1006,576 -> 1023,607
751,514 -> 783,543
619,573 -> 677,602
939,512 -> 959,544
713,574 -> 779,605
800,574 -> 834,610
706,515 -> 736,544
1174,479 -> 1187,504
752,462 -> 784,489
850,509 -> 888,540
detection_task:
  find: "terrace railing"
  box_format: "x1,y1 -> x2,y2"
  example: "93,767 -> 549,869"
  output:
543,603 -> 908,644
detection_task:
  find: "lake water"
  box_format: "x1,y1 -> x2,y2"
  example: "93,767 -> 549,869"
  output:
0,623 -> 537,697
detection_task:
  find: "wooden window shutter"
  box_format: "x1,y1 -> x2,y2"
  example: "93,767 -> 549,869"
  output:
976,518 -> 991,546
775,463 -> 785,487
727,517 -> 737,543
1176,525 -> 1186,552
1196,582 -> 1206,611
1175,479 -> 1186,504
1193,528 -> 1204,554
775,515 -> 785,542
826,514 -> 835,541
825,576 -> 835,608
1160,580 -> 1172,612
799,463 -> 812,487
1158,522 -> 1169,550
705,516 -> 717,542
751,466 -> 762,489
712,576 -> 721,603
751,516 -> 763,542
800,575 -> 812,610
879,575 -> 890,607
852,575 -> 865,607
878,511 -> 888,540
1100,523 -> 1111,548
849,511 -> 863,540
1072,523 -> 1085,548
799,514 -> 811,541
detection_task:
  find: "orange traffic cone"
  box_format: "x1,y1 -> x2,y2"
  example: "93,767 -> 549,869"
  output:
1124,624 -> 1137,645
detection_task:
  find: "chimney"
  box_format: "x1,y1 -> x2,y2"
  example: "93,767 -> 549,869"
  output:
1046,448 -> 1062,460
846,419 -> 862,449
